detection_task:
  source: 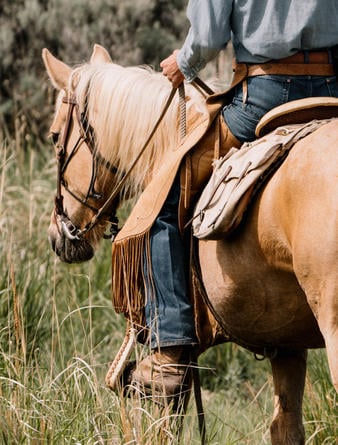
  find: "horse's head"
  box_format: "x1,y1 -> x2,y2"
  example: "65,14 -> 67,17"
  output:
43,44 -> 209,263
43,45 -> 119,263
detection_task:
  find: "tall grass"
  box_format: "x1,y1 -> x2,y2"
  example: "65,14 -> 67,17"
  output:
0,138 -> 336,444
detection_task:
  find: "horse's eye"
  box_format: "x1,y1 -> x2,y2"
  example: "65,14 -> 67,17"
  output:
51,132 -> 59,145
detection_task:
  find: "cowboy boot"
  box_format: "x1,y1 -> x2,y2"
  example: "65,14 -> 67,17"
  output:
123,346 -> 194,409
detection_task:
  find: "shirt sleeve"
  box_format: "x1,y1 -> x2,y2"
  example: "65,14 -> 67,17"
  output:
177,0 -> 233,82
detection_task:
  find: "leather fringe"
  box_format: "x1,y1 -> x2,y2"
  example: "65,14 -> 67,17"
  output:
111,230 -> 151,318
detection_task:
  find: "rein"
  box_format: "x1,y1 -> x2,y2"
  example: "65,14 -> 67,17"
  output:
83,86 -> 179,235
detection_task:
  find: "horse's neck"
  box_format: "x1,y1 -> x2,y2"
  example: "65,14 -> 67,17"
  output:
93,76 -> 207,197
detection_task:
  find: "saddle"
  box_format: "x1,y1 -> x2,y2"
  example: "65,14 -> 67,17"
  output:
256,96 -> 338,136
192,97 -> 338,240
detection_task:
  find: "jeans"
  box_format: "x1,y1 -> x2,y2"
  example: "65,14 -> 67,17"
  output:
223,75 -> 338,142
145,177 -> 197,349
145,74 -> 338,349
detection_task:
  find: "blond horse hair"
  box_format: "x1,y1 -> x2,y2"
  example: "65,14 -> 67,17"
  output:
68,62 -> 208,199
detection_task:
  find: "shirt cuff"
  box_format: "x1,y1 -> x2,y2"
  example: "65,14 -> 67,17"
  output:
177,49 -> 207,83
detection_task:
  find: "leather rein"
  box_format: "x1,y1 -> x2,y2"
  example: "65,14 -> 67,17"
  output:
53,85 -> 181,242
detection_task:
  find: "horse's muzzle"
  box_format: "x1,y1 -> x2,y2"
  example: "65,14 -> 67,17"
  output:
48,222 -> 94,263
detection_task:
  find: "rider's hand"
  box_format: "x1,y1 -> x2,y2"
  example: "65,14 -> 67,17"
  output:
160,50 -> 185,88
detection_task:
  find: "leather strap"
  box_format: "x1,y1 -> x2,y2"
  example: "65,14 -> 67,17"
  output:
275,50 -> 333,64
234,49 -> 335,77
178,83 -> 187,140
244,62 -> 335,77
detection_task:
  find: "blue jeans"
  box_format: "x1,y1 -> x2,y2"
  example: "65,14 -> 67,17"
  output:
146,74 -> 338,349
145,177 -> 197,349
223,75 -> 338,142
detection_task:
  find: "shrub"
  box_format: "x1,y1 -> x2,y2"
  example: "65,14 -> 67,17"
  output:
0,0 -> 187,149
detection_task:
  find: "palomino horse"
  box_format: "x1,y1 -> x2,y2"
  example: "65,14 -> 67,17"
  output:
43,44 -> 337,445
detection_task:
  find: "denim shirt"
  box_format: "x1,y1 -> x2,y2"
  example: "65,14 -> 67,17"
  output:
177,0 -> 338,82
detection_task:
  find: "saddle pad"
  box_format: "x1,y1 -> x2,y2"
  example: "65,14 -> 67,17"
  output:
192,119 -> 334,240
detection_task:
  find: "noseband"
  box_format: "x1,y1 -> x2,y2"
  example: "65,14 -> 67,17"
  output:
54,94 -> 119,241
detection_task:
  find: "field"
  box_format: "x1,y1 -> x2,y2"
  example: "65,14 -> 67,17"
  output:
0,134 -> 337,444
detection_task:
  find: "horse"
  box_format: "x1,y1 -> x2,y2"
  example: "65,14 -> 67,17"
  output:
43,44 -> 337,445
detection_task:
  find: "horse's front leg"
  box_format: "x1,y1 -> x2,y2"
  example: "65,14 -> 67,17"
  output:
269,349 -> 307,445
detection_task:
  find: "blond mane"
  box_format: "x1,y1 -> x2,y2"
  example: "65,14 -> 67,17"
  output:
69,62 -> 208,198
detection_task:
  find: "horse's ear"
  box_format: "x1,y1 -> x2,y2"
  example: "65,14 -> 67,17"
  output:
42,48 -> 72,90
90,44 -> 112,64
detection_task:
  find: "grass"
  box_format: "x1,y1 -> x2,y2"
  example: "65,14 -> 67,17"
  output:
0,139 -> 336,444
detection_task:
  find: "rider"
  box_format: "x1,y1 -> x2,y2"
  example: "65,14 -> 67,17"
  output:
128,0 -> 338,402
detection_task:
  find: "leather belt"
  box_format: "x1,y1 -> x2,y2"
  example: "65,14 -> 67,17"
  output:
277,50 -> 333,64
234,50 -> 335,77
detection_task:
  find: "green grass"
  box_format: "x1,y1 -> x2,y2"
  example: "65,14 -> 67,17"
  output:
0,140 -> 336,444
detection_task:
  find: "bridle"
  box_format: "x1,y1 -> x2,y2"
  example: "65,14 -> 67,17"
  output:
53,94 -> 120,241
53,85 -> 180,243
53,84 -> 184,243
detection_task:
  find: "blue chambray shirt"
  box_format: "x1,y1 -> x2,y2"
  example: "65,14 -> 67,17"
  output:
177,0 -> 338,82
